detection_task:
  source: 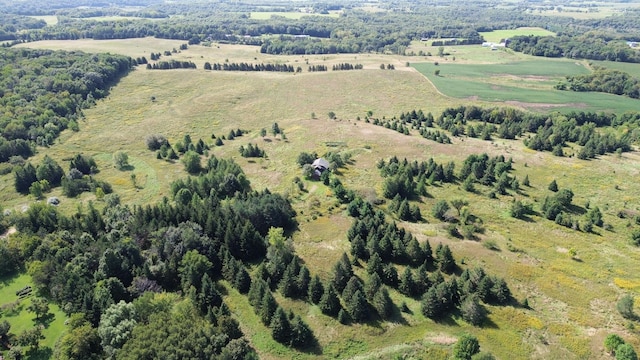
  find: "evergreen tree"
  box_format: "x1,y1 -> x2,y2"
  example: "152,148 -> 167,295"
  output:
37,155 -> 64,186
461,295 -> 486,326
332,253 -> 354,292
289,315 -> 313,348
421,286 -> 442,319
372,287 -> 393,319
319,283 -> 341,317
366,253 -> 384,278
548,179 -> 558,192
14,162 -> 37,194
270,307 -> 291,344
364,273 -> 382,300
346,290 -> 368,322
341,276 -> 364,303
259,291 -> 278,325
399,267 -> 415,297
308,275 -> 324,304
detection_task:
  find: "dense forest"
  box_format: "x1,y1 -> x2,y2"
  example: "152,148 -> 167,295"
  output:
0,48 -> 134,163
555,66 -> 640,98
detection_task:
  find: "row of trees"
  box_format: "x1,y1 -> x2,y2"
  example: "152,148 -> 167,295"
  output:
146,60 -> 196,70
204,62 -> 295,72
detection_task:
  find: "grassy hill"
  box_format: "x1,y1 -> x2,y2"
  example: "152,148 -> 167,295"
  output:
4,38 -> 640,359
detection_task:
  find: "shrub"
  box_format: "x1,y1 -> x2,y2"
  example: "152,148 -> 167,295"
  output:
145,134 -> 168,150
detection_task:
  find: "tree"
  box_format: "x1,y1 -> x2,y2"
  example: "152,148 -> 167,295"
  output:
548,179 -> 558,192
604,334 -> 626,355
260,128 -> 267,137
98,301 -> 137,358
616,344 -> 638,360
617,294 -> 635,320
28,297 -> 49,321
17,326 -> 44,352
179,250 -> 212,292
451,199 -> 468,216
55,314 -> 101,360
271,122 -> 281,136
308,275 -> 324,304
0,320 -> 10,342
113,151 -> 129,171
346,290 -> 368,322
36,155 -> 64,186
319,283 -> 341,317
432,200 -> 450,221
453,334 -> 480,360
421,286 -> 442,319
328,111 -> 336,120
269,307 -> 291,344
434,69 -> 441,76
289,315 -> 313,348
182,151 -> 202,174
14,162 -> 37,194
460,296 -> 486,326
372,287 -> 393,319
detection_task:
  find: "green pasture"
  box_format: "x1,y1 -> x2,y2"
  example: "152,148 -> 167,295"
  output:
27,16 -> 58,25
0,273 -> 67,359
413,61 -> 640,112
250,11 -> 339,20
479,27 -> 556,43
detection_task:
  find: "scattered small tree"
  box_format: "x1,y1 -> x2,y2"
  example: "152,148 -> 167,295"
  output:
605,334 -> 626,355
617,294 -> 635,320
453,334 -> 480,360
548,179 -> 558,192
113,151 -> 129,171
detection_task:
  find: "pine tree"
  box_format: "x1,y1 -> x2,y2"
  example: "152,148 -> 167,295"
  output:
548,179 -> 558,192
366,253 -> 384,278
289,315 -> 313,348
260,291 -> 278,325
270,307 -> 291,344
364,273 -> 382,300
346,290 -> 369,322
332,253 -> 354,292
399,267 -> 415,297
421,286 -> 442,319
372,287 -> 393,319
341,276 -> 364,303
319,283 -> 341,317
461,296 -> 486,326
296,266 -> 311,299
308,275 -> 324,304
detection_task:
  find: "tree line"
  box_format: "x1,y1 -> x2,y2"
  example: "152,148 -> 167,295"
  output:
555,66 -> 639,99
204,62 -> 294,72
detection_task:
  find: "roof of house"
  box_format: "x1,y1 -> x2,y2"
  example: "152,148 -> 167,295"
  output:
312,158 -> 330,169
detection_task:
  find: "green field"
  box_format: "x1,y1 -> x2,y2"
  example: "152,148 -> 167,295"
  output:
479,27 -> 556,43
250,11 -> 339,19
5,38 -> 640,359
413,60 -> 640,112
0,273 -> 67,359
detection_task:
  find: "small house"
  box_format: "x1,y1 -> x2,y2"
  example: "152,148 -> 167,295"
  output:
312,158 -> 330,178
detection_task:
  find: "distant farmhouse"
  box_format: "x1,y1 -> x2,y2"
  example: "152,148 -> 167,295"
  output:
312,158 -> 330,178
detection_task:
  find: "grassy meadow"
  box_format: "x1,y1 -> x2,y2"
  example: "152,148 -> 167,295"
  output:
0,273 -> 67,359
479,27 -> 556,43
4,38 -> 640,359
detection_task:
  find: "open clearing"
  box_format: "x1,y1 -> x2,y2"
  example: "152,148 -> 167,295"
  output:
479,27 -> 556,43
5,38 -> 640,359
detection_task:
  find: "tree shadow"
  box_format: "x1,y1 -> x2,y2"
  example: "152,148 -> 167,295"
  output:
566,204 -> 586,215
120,164 -> 135,171
34,312 -> 55,328
295,336 -> 323,355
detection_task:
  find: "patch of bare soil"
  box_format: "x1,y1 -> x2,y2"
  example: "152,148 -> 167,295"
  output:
505,101 -> 588,110
0,226 -> 16,238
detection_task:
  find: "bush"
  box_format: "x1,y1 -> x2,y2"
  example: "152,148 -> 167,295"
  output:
453,334 -> 480,360
113,151 -> 129,171
616,344 -> 638,360
605,334 -> 626,355
181,151 -> 202,174
617,294 -> 636,320
145,134 -> 168,150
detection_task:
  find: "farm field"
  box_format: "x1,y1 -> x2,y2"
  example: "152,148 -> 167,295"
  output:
3,38 -> 640,359
412,59 -> 640,113
479,27 -> 556,43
